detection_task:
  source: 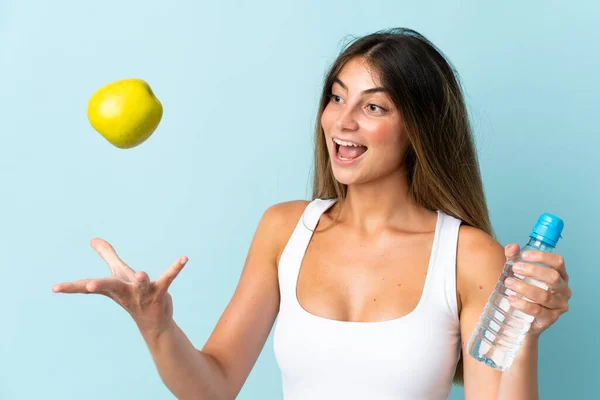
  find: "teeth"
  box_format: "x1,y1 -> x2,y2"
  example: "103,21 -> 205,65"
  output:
333,137 -> 365,147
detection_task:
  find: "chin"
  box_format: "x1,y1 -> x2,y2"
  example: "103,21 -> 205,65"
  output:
331,166 -> 365,186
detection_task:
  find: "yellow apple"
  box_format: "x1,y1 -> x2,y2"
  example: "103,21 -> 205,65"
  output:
87,78 -> 163,149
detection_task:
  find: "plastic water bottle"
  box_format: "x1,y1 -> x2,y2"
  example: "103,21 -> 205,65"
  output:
466,213 -> 564,371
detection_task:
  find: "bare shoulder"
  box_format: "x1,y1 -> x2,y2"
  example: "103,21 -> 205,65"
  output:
262,200 -> 310,263
456,225 -> 506,311
263,199 -> 310,225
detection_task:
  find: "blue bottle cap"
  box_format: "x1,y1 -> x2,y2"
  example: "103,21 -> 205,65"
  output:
530,213 -> 564,247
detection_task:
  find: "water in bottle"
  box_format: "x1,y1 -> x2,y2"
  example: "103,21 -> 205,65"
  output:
466,213 -> 564,371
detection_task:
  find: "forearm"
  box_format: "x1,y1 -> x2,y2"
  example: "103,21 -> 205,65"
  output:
497,334 -> 540,400
141,320 -> 231,400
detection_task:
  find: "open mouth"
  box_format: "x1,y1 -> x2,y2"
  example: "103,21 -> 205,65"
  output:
333,137 -> 368,161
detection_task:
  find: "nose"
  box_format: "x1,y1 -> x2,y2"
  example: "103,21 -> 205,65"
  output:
335,106 -> 359,131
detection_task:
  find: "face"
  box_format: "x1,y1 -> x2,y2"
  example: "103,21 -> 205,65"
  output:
321,57 -> 408,186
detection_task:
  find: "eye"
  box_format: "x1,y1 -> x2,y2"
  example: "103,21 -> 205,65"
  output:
367,103 -> 386,114
329,93 -> 342,103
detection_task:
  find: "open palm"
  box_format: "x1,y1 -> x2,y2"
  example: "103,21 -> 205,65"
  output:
52,238 -> 188,336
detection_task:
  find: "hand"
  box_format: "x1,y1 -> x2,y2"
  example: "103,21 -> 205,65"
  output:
503,244 -> 572,337
52,238 -> 188,337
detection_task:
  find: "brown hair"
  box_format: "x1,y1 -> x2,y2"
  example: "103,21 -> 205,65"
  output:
311,27 -> 494,385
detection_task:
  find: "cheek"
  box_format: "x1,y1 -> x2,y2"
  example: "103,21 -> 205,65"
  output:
368,122 -> 408,160
368,123 -> 402,148
321,106 -> 334,132
368,129 -> 390,146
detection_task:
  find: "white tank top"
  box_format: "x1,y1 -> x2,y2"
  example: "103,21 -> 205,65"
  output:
273,198 -> 463,400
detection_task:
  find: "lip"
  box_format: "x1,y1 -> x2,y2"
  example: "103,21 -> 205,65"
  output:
330,136 -> 368,166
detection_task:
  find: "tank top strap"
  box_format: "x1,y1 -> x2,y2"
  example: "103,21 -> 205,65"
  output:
302,198 -> 338,229
424,210 -> 463,322
277,198 -> 338,308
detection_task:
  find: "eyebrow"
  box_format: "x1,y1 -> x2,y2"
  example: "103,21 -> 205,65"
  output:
333,78 -> 388,95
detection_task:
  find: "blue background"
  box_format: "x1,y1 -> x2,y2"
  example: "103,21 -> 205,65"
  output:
1,1 -> 598,399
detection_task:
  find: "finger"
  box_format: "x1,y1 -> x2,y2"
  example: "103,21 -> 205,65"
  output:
521,251 -> 568,282
505,277 -> 561,309
134,270 -> 151,293
52,277 -> 127,295
505,243 -> 521,261
508,294 -> 545,317
53,279 -> 93,294
53,280 -> 86,294
156,256 -> 188,296
86,277 -> 129,295
90,238 -> 136,279
512,262 -> 565,288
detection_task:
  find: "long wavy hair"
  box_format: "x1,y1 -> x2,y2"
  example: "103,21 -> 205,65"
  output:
311,27 -> 495,385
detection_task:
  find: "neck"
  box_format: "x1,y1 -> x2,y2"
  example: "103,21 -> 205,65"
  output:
337,170 -> 434,234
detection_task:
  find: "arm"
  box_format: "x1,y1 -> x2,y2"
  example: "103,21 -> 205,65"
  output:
142,201 -> 308,400
496,334 -> 539,400
457,226 -> 539,400
141,320 -> 231,400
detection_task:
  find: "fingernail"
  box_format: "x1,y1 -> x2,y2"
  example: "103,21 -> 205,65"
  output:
522,251 -> 533,260
513,263 -> 524,272
505,278 -> 515,287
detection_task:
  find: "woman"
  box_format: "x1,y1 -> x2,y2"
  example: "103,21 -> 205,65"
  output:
53,28 -> 572,399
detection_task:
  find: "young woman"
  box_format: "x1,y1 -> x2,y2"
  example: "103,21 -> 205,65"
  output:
53,28 -> 572,399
